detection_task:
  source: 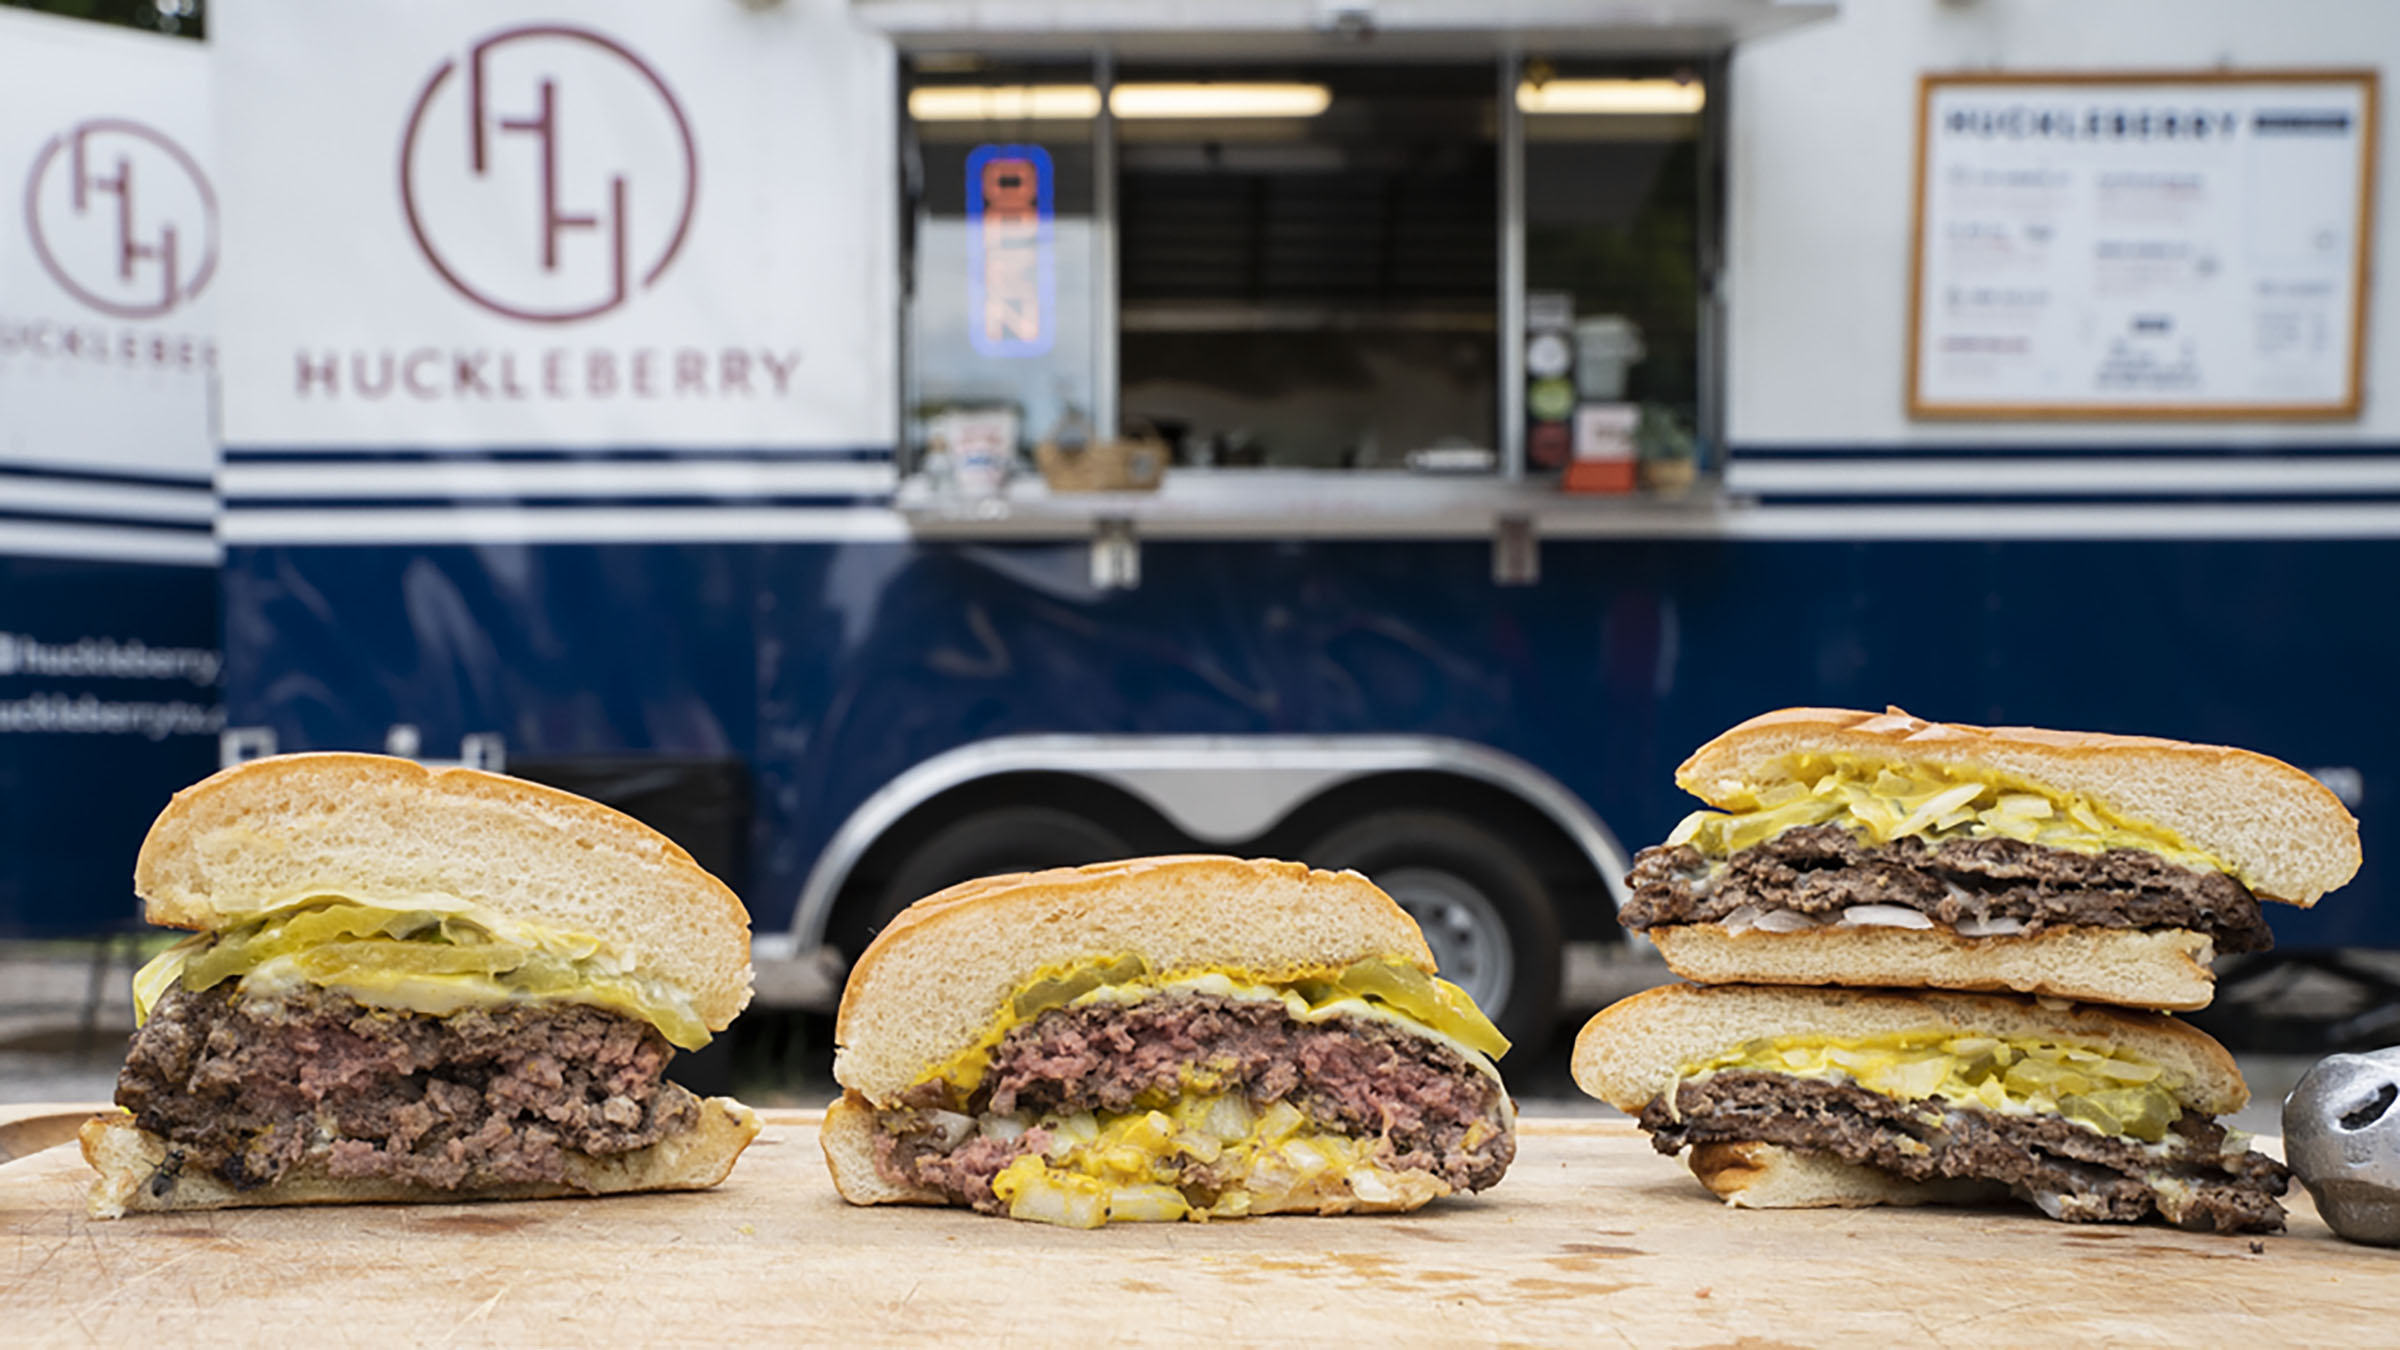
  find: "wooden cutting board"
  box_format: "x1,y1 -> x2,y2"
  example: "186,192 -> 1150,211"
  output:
4,1108 -> 2394,1345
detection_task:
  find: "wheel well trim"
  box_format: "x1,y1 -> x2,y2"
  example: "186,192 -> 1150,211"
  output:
776,735 -> 1632,955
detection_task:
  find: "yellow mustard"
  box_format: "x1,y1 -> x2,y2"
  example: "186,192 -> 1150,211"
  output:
130,896 -> 711,1049
1669,753 -> 2231,878
1685,1030 -> 2185,1142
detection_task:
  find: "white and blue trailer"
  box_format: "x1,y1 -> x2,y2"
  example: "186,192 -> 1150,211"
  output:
5,0 -> 2395,1044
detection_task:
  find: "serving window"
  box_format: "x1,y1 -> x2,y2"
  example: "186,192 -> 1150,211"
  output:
1116,64 -> 1497,472
898,53 -> 1720,497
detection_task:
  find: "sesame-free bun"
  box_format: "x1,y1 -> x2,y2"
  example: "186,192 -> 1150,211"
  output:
820,1091 -> 945,1207
1648,923 -> 2220,1011
1685,1141 -> 2004,1211
1676,707 -> 2359,906
833,855 -> 1435,1104
79,1098 -> 760,1220
134,753 -> 753,1030
1571,983 -> 2248,1117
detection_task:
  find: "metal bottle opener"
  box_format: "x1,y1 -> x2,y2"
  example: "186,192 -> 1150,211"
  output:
2284,1047 -> 2400,1245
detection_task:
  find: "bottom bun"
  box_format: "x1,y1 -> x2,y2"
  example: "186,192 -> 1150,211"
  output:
81,1097 -> 761,1220
1689,1141 -> 2007,1210
1648,923 -> 2218,1011
821,1090 -> 945,1208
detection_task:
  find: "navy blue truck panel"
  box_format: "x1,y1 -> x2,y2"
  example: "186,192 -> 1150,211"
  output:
218,535 -> 2391,949
0,555 -> 220,936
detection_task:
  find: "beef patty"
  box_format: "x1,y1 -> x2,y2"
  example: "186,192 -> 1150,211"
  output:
872,993 -> 1514,1212
117,983 -> 700,1193
1639,1071 -> 2288,1233
1621,824 -> 2272,953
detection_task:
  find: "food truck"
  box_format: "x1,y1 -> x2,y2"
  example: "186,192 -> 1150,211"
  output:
4,0 -> 2395,1047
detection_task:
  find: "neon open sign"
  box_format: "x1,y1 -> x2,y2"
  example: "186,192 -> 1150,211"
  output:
965,144 -> 1054,358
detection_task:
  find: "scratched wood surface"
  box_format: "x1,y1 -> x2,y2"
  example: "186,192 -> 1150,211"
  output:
4,1109 -> 2395,1346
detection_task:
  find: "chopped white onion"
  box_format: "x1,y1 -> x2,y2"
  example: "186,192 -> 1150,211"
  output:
926,1110 -> 976,1147
1106,1184 -> 1192,1223
1005,1176 -> 1107,1229
1838,904 -> 1937,930
1953,915 -> 2027,937
1348,1171 -> 1397,1204
1721,905 -> 1823,935
1203,1095 -> 1255,1144
979,1114 -> 1030,1142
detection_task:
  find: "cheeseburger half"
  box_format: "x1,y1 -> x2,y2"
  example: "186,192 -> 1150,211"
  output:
1618,708 -> 2360,1009
1574,983 -> 2289,1232
822,856 -> 1516,1227
83,753 -> 760,1218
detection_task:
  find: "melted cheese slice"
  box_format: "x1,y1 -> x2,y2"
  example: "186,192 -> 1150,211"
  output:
1681,1031 -> 2186,1143
131,893 -> 712,1049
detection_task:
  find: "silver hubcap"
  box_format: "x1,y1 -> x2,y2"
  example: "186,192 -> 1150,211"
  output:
1379,866 -> 1514,1018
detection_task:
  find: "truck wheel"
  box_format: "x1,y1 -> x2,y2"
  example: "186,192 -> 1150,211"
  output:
1303,810 -> 1563,1050
868,806 -> 1130,941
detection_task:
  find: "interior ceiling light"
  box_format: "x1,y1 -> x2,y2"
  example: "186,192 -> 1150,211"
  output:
910,82 -> 1334,123
1516,79 -> 1706,116
1109,83 -> 1333,119
908,84 -> 1103,121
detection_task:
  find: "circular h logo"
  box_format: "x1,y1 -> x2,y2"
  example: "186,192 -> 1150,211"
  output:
24,119 -> 218,320
399,25 -> 697,324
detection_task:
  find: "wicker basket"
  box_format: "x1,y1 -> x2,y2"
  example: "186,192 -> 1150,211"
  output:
1033,432 -> 1168,492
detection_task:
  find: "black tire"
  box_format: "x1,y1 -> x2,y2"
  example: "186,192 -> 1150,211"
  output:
866,805 -> 1131,942
1302,810 -> 1563,1051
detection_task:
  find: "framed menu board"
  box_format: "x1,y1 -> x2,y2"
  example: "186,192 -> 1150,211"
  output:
1909,71 -> 2377,419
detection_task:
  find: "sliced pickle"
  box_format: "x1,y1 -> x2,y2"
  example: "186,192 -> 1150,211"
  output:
296,939 -> 526,980
2002,1056 -> 2094,1101
1334,956 -> 1433,1010
1012,953 -> 1150,1020
1332,959 -> 1509,1059
1951,1048 -> 2002,1085
177,937 -> 252,993
133,897 -> 707,1048
2093,1086 -> 2177,1143
1663,752 -> 2227,877
277,904 -> 431,947
2059,1093 -> 2125,1137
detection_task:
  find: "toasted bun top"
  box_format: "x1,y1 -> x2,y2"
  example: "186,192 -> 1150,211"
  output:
834,855 -> 1435,1103
1677,706 -> 2359,906
135,753 -> 752,1029
1571,982 -> 2247,1116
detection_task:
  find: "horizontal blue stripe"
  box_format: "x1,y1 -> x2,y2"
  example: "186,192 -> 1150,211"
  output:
1731,442 -> 2400,460
220,493 -> 893,511
0,461 -> 214,490
221,446 -> 895,465
0,507 -> 213,534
